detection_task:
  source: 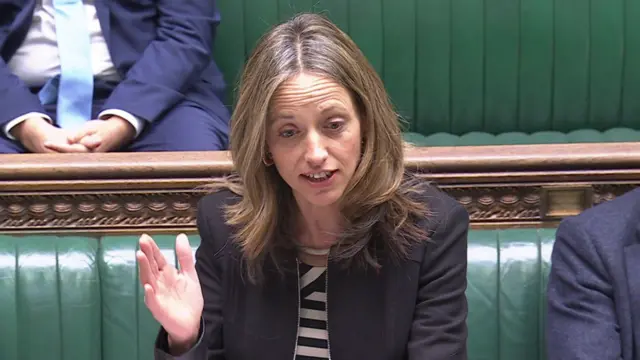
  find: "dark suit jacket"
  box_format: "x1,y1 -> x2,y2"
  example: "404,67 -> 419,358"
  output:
154,185 -> 470,360
0,0 -> 227,127
547,188 -> 640,360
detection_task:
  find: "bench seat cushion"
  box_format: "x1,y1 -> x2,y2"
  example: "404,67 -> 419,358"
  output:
404,127 -> 640,146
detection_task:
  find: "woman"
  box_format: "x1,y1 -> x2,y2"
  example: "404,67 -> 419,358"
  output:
138,13 -> 469,360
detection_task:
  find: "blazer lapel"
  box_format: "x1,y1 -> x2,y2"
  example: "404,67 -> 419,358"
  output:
0,0 -> 36,54
94,0 -> 110,46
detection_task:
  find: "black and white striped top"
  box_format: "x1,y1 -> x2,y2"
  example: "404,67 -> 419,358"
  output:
295,262 -> 329,359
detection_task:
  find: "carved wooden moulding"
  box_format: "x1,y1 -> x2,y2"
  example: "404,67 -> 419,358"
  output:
445,186 -> 542,222
0,184 -> 637,232
0,191 -> 205,231
2,144 -> 640,232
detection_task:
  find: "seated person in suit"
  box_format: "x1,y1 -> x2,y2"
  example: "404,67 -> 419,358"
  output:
136,13 -> 469,360
547,188 -> 640,360
0,0 -> 230,154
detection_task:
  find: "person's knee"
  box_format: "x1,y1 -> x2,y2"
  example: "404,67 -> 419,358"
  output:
128,104 -> 229,152
164,128 -> 227,151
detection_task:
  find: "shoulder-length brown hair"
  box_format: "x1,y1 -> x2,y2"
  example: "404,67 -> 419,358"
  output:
210,13 -> 430,281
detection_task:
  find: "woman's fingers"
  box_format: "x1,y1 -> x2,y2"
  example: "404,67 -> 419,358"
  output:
137,249 -> 158,289
139,234 -> 164,277
143,283 -> 161,315
146,233 -> 168,270
175,233 -> 197,280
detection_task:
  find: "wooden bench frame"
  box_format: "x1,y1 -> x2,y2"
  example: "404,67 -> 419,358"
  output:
2,143 -> 639,234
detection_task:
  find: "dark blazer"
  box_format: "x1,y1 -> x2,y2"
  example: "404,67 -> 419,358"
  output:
0,0 -> 227,127
547,188 -> 640,360
154,185 -> 470,360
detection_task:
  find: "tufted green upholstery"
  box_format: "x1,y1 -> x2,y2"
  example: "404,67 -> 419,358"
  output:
403,127 -> 640,146
0,235 -> 101,360
467,229 -> 554,360
99,235 -> 201,360
213,0 -> 640,145
0,229 -> 552,359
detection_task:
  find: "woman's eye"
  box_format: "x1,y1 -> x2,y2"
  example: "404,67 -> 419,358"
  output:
327,121 -> 343,130
280,129 -> 296,138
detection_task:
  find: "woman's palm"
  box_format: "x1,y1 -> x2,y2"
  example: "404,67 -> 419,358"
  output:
152,262 -> 203,336
138,234 -> 204,343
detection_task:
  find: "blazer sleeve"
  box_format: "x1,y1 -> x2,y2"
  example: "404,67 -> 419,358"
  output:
546,217 -> 623,360
0,57 -> 45,129
154,195 -> 228,360
0,4 -> 47,128
101,0 -> 220,122
408,198 -> 469,359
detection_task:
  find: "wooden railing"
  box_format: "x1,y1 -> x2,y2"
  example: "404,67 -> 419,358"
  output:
2,143 -> 640,233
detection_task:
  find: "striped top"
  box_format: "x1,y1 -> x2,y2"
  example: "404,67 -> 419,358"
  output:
295,262 -> 330,359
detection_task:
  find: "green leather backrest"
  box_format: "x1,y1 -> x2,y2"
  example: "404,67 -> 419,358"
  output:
467,229 -> 553,360
0,229 -> 553,359
98,229 -> 553,360
99,234 -> 201,360
0,235 -> 101,360
214,0 -> 640,135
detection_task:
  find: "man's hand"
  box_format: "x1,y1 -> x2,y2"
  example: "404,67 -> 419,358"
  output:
51,116 -> 136,153
11,117 -> 90,153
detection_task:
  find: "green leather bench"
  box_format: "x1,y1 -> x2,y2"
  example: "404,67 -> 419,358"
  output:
0,229 -> 554,360
213,0 -> 640,145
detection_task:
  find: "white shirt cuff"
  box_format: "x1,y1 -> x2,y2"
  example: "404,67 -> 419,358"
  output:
98,109 -> 146,138
3,112 -> 52,140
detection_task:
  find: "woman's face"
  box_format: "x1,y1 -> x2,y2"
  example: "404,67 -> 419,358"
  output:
266,72 -> 362,208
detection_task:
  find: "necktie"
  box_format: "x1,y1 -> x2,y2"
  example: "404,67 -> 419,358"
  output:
39,0 -> 94,130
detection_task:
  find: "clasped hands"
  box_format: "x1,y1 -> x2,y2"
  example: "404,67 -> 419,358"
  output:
14,115 -> 135,153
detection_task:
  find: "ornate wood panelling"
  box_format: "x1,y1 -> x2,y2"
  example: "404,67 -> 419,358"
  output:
2,143 -> 640,233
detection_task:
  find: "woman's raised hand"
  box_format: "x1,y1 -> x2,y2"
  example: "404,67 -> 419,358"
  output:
137,233 -> 204,347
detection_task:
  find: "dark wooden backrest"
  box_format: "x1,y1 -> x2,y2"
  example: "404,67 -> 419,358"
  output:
1,143 -> 639,235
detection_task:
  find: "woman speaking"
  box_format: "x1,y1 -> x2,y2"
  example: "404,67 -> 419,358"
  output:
137,13 -> 470,360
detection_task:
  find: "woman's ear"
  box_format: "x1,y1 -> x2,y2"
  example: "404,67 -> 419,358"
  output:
263,150 -> 274,166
